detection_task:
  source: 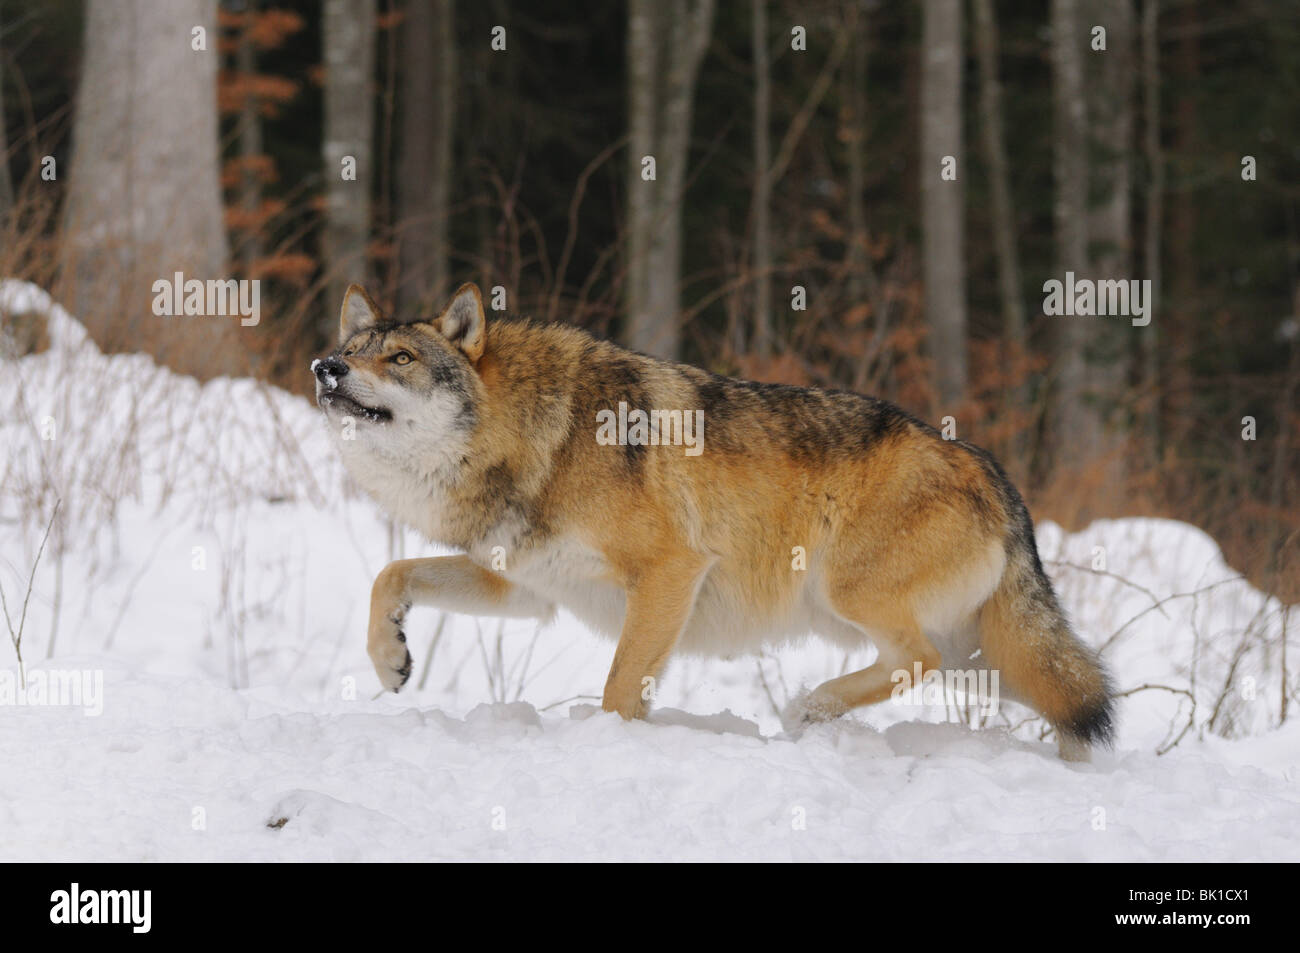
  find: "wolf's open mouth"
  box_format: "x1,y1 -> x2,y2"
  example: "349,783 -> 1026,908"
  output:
319,392 -> 392,423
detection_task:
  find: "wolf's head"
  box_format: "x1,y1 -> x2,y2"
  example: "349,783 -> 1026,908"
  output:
312,283 -> 486,471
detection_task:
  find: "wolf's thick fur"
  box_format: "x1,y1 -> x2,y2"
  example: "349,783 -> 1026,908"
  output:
314,284 -> 1115,760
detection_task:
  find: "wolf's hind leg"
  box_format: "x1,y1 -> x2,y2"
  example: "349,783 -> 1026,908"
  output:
786,604 -> 941,729
368,555 -> 553,693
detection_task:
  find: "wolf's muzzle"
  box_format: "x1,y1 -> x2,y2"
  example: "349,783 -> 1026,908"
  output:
314,356 -> 349,387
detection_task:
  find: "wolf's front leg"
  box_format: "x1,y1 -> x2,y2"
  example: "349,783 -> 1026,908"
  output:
602,553 -> 713,719
367,555 -> 553,693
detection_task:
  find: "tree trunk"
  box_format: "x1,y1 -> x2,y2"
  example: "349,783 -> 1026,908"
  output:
626,0 -> 657,352
0,0 -> 13,222
921,0 -> 967,410
625,0 -> 715,361
972,0 -> 1026,426
397,0 -> 456,320
237,3 -> 262,274
1087,0 -> 1136,479
1140,0 -> 1163,458
1166,0 -> 1198,451
322,0 -> 377,336
750,0 -> 772,360
845,21 -> 868,309
1050,0 -> 1094,470
843,12 -> 893,393
60,0 -> 231,378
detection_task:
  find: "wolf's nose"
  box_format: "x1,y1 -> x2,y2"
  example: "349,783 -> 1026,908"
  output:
314,356 -> 349,384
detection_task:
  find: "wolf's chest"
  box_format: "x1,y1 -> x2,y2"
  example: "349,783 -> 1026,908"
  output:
491,537 -> 628,639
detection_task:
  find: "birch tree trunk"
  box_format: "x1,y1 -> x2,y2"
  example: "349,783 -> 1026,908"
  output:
921,0 -> 967,410
61,0 -> 230,377
397,0 -> 456,320
322,0 -> 377,335
625,0 -> 714,360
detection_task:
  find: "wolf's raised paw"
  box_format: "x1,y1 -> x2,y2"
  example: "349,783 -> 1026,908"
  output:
377,648 -> 412,693
369,634 -> 413,693
394,648 -> 413,690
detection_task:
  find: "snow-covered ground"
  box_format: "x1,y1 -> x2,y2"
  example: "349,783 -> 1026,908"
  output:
2,279 -> 1297,861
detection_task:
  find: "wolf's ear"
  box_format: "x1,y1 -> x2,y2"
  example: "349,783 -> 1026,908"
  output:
340,284 -> 382,341
434,283 -> 487,362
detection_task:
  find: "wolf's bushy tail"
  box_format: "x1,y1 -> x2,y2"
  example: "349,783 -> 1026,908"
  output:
978,532 -> 1116,755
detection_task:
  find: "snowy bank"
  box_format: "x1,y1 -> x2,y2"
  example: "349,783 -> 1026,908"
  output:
1,279 -> 1295,861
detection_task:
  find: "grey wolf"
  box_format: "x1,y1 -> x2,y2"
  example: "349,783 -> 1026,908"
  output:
313,283 -> 1115,761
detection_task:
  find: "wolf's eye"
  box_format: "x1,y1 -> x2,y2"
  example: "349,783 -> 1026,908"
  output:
392,350 -> 413,365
